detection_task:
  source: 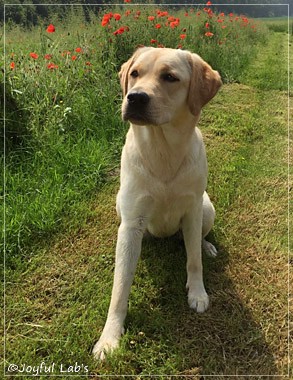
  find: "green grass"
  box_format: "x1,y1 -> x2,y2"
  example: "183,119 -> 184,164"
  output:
261,16 -> 292,34
3,7 -> 290,378
2,6 -> 269,265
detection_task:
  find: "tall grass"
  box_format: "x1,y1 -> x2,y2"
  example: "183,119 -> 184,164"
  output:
3,5 -> 269,264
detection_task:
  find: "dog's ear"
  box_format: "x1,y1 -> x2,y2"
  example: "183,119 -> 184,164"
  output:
119,47 -> 152,97
187,53 -> 222,116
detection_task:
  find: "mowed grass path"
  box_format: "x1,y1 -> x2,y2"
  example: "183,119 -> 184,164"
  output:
4,31 -> 290,377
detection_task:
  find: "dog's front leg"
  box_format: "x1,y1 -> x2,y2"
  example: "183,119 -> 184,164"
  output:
92,220 -> 145,360
182,199 -> 209,313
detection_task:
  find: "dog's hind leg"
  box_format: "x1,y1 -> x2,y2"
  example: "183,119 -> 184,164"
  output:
202,191 -> 217,257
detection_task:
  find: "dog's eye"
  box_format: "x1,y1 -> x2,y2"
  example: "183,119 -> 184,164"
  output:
130,70 -> 139,78
162,73 -> 179,82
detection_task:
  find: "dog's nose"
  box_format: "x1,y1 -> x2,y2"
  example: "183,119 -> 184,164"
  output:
127,91 -> 150,106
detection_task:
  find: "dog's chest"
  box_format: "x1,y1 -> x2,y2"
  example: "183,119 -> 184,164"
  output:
146,182 -> 197,238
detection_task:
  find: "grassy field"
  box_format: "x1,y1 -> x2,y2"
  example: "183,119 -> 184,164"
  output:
2,5 -> 291,378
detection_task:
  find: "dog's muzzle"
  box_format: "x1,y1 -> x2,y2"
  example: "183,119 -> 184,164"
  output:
123,91 -> 151,124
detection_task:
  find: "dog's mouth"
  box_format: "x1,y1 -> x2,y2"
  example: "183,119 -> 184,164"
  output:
123,108 -> 153,125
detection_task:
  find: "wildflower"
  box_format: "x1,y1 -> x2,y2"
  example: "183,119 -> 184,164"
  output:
205,32 -> 214,37
10,62 -> 15,70
113,27 -> 127,35
169,18 -> 180,28
75,47 -> 82,53
180,34 -> 186,40
47,62 -> 58,69
101,13 -> 113,26
46,24 -> 55,33
101,18 -> 109,27
204,7 -> 213,16
86,61 -> 92,66
178,44 -> 182,49
155,23 -> 161,29
206,1 -> 212,5
185,12 -> 189,17
148,16 -> 155,21
150,39 -> 157,44
157,11 -> 168,17
125,10 -> 131,16
205,22 -> 210,28
44,54 -> 52,60
124,0 -> 131,3
71,55 -> 77,61
30,52 -> 38,59
114,13 -> 121,21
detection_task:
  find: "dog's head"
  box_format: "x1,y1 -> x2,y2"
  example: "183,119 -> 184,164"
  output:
119,47 -> 222,126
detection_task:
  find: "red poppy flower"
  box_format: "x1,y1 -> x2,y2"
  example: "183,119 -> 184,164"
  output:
180,34 -> 186,40
101,18 -> 109,27
169,18 -> 180,28
10,62 -> 15,70
157,11 -> 168,17
101,13 -> 113,26
150,39 -> 157,44
206,1 -> 212,5
155,23 -> 161,29
71,55 -> 77,61
113,27 -> 127,35
205,22 -> 210,28
124,0 -> 131,2
30,52 -> 38,59
46,24 -> 55,33
44,54 -> 52,60
114,13 -> 121,21
47,62 -> 58,69
148,16 -> 155,21
75,47 -> 82,53
205,32 -> 214,37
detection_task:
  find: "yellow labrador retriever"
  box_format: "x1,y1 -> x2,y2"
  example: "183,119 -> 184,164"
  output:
93,47 -> 222,360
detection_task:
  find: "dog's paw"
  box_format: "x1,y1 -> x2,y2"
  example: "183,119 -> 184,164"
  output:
203,239 -> 217,258
187,289 -> 209,313
92,334 -> 120,361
